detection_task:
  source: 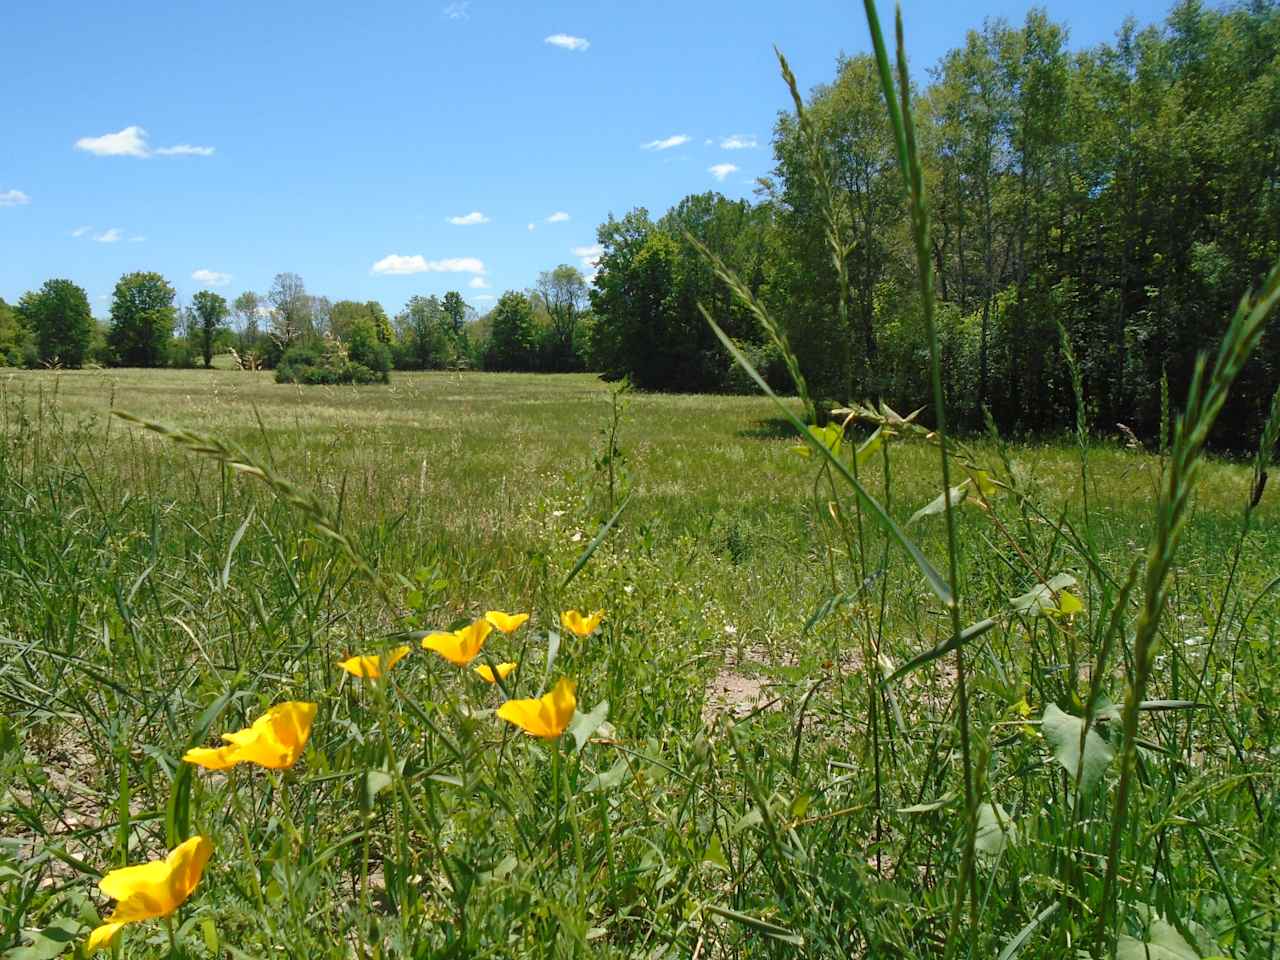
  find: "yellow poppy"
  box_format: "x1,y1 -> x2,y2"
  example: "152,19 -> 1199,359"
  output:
496,677 -> 577,739
338,645 -> 411,679
183,701 -> 317,771
421,619 -> 492,666
484,610 -> 529,634
87,835 -> 212,954
560,609 -> 604,637
474,661 -> 518,683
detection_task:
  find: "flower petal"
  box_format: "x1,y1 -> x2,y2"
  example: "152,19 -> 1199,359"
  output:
87,921 -> 127,954
560,610 -> 604,637
497,677 -> 577,739
474,661 -> 518,683
182,745 -> 241,770
485,611 -> 529,634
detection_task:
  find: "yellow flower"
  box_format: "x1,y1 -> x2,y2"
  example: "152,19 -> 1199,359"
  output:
497,677 -> 577,739
560,609 -> 604,637
87,835 -> 212,954
421,618 -> 492,666
484,610 -> 529,634
338,645 -> 411,679
474,661 -> 518,683
183,701 -> 317,771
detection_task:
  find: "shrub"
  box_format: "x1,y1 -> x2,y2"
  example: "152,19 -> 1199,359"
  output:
274,340 -> 389,385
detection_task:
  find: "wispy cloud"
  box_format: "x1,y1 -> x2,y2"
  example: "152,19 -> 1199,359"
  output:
442,1 -> 469,19
573,243 -> 603,269
128,235 -> 146,243
192,269 -> 231,286
527,222 -> 536,231
474,294 -> 496,303
545,211 -> 570,223
720,134 -> 758,150
155,144 -> 215,156
709,163 -> 738,182
468,275 -> 489,289
448,211 -> 490,226
371,254 -> 486,276
642,134 -> 690,151
545,33 -> 589,51
0,189 -> 30,207
75,125 -> 214,158
95,228 -> 124,243
71,225 -> 92,237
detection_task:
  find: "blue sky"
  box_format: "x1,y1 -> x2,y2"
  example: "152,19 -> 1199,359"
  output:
1,0 -> 1176,317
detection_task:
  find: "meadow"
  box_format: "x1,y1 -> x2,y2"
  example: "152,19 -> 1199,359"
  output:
3,364 -> 1280,958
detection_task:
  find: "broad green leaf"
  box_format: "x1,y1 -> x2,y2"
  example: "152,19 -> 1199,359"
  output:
855,427 -> 884,468
909,481 -> 971,525
363,769 -> 394,805
584,757 -> 630,793
569,700 -> 610,752
731,806 -> 763,836
1117,920 -> 1200,960
1011,573 -> 1083,616
1042,703 -> 1114,792
974,802 -> 1011,860
5,917 -> 82,960
703,833 -> 729,870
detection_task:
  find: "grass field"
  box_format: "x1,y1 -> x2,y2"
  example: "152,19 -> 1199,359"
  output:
3,368 -> 1279,958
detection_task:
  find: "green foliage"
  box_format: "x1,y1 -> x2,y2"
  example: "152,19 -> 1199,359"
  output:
484,291 -> 539,371
191,290 -> 229,369
108,271 -> 177,367
274,339 -> 388,385
16,278 -> 93,367
442,290 -> 466,335
0,296 -> 35,367
395,294 -> 458,370
589,197 -> 777,391
584,1 -> 1280,445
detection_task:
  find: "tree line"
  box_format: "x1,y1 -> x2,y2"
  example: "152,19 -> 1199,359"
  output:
0,264 -> 595,379
585,0 -> 1280,443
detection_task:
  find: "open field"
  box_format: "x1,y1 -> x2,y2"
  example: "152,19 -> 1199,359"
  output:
3,369 -> 1280,957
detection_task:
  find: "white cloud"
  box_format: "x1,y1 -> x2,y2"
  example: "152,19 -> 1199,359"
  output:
0,189 -> 30,207
71,225 -> 92,237
642,134 -> 690,151
474,294 -> 496,303
527,223 -> 536,231
95,228 -> 123,243
371,254 -> 486,276
76,125 -> 150,157
573,243 -> 603,269
128,235 -> 146,243
545,211 -> 570,223
74,125 -> 213,158
155,144 -> 215,156
709,163 -> 738,181
192,269 -> 231,287
442,1 -> 469,19
720,134 -> 758,150
448,211 -> 490,226
468,275 -> 489,289
545,33 -> 590,51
